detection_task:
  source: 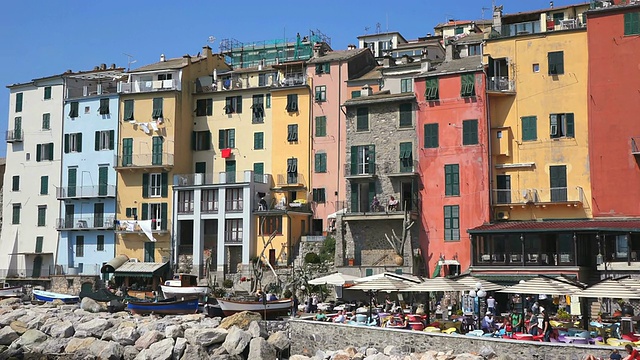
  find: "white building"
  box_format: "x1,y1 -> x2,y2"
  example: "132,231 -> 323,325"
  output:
2,75 -> 65,279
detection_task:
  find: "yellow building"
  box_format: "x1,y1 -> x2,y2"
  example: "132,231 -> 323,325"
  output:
114,47 -> 228,267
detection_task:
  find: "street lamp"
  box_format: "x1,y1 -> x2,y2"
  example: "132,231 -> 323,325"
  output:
470,282 -> 487,329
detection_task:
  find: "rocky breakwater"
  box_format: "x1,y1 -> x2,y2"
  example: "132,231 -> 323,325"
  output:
0,297 -> 291,360
289,346 -> 512,360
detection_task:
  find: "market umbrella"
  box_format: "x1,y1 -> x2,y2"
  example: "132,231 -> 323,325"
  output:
348,277 -> 413,322
614,277 -> 640,293
308,272 -> 359,286
453,275 -> 504,292
401,277 -> 470,292
353,272 -> 422,284
573,278 -> 640,299
498,276 -> 582,296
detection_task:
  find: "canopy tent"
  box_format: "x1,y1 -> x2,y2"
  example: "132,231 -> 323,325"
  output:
497,276 -> 583,296
353,272 -> 422,284
401,277 -> 470,292
308,272 -> 359,286
573,278 -> 640,299
453,274 -> 504,292
114,261 -> 170,278
348,277 -> 413,292
327,208 -> 347,219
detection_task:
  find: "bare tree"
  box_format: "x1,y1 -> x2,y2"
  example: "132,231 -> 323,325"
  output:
384,209 -> 414,266
251,216 -> 279,294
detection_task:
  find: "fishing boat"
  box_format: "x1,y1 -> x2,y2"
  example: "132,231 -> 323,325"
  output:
217,298 -> 292,319
32,290 -> 80,304
160,274 -> 209,299
127,297 -> 199,315
0,284 -> 22,298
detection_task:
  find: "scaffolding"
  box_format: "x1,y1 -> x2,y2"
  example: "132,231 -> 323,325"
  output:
219,29 -> 331,69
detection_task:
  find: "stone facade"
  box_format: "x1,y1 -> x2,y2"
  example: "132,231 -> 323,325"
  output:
50,275 -> 100,295
289,320 -> 615,360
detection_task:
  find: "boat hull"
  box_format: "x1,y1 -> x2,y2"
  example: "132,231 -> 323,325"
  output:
33,290 -> 79,304
217,299 -> 292,318
160,285 -> 209,299
0,286 -> 22,298
127,298 -> 199,315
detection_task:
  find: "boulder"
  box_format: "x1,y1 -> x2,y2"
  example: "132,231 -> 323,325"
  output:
164,324 -> 184,339
65,337 -> 97,353
332,350 -> 352,360
81,297 -> 104,313
32,337 -> 69,355
145,337 -> 175,360
180,313 -> 205,323
247,337 -> 276,360
366,348 -> 379,356
184,327 -> 227,346
26,313 -> 47,329
74,308 -> 92,317
16,329 -> 47,351
247,320 -> 262,338
48,320 -> 75,338
384,345 -> 401,356
0,326 -> 19,345
0,308 -> 26,326
200,316 -> 221,328
180,343 -> 208,360
9,320 -> 28,335
0,298 -> 21,306
267,330 -> 290,351
222,326 -> 252,355
51,299 -> 65,306
112,326 -> 140,346
75,317 -> 111,338
454,355 -> 484,360
89,339 -> 124,360
173,337 -> 187,360
123,345 -> 140,360
134,329 -> 164,351
289,356 -> 311,360
219,311 -> 262,330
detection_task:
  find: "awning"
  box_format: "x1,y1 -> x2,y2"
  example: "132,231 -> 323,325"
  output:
101,254 -> 130,273
497,276 -> 584,296
327,208 -> 346,219
452,274 -> 504,291
438,259 -> 460,266
348,277 -> 413,292
573,278 -> 640,299
114,261 -> 170,278
402,277 -> 470,292
469,219 -> 640,234
353,272 -> 422,284
308,272 -> 359,286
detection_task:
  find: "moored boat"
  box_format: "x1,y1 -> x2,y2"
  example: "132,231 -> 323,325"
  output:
0,284 -> 22,298
160,274 -> 209,299
217,298 -> 292,319
127,297 -> 199,315
32,290 -> 80,304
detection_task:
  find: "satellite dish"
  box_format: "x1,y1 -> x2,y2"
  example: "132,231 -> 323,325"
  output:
208,36 -> 216,44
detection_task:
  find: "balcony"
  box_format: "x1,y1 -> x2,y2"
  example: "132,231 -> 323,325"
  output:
590,0 -> 613,9
632,137 -> 640,155
344,163 -> 377,180
336,197 -> 419,221
174,171 -> 272,187
114,153 -> 174,171
195,74 -> 278,93
114,219 -> 171,233
381,160 -> 419,178
6,130 -> 23,143
490,21 -> 541,38
487,76 -> 516,95
56,185 -> 116,199
118,79 -> 179,94
278,73 -> 307,87
254,200 -> 312,213
492,187 -> 584,206
66,83 -> 117,100
474,252 -> 576,267
56,215 -> 115,231
275,173 -> 306,188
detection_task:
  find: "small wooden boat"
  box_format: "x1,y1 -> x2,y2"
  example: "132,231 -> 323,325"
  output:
32,290 -> 79,304
217,298 -> 292,319
0,284 -> 22,298
127,297 -> 199,315
160,274 -> 209,299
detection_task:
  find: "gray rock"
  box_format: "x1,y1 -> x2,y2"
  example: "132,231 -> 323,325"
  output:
73,308 -> 92,317
134,329 -> 164,351
365,354 -> 391,360
247,337 -> 276,360
0,326 -> 19,345
454,354 -> 484,360
75,317 -> 111,338
289,356 -> 311,360
47,320 -> 75,338
366,348 -> 379,356
16,329 -> 47,351
0,308 -> 25,326
164,324 -> 184,339
9,320 -> 27,335
65,337 -> 97,353
247,320 -> 261,338
81,297 -> 104,313
172,337 -> 187,360
222,326 -> 251,355
124,345 -> 140,360
267,331 -> 290,351
101,326 -> 115,341
112,326 -> 140,346
0,298 -> 21,306
201,317 -> 221,328
314,349 -> 327,360
32,337 -> 69,355
146,337 -> 174,360
180,343 -> 207,360
384,345 -> 401,356
0,342 -> 23,359
184,327 -> 227,346
89,339 -> 124,360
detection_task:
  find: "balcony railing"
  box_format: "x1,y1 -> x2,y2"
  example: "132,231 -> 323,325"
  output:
256,200 -> 312,213
56,185 -> 116,199
114,219 -> 171,233
590,0 -> 612,9
487,76 -> 516,93
1,267 -> 52,279
6,130 -> 23,143
174,171 -> 272,187
51,264 -> 103,276
536,187 -> 584,204
66,84 -> 117,100
474,252 -> 576,267
278,73 -> 307,87
344,163 -> 377,178
492,187 -> 584,205
336,196 -> 420,216
380,160 -> 419,175
114,153 -> 174,169
490,21 -> 541,38
118,79 -> 179,94
56,215 -> 115,230
632,137 -> 640,155
275,173 -> 306,188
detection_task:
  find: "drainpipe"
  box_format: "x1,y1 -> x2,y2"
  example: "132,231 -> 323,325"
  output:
337,60 -> 343,212
483,62 -> 494,222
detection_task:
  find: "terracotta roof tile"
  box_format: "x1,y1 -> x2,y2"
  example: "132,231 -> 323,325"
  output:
469,219 -> 640,233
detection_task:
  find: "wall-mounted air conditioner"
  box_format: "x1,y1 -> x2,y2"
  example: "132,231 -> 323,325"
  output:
495,210 -> 510,221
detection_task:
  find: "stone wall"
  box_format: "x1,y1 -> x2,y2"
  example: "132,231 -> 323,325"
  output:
289,320 -> 615,360
50,275 -> 100,295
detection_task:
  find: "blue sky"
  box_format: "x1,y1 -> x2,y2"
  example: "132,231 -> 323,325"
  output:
0,0 -> 580,157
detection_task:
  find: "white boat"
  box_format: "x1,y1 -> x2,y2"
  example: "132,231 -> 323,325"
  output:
217,298 -> 292,319
160,274 -> 209,299
0,284 -> 22,298
33,290 -> 79,303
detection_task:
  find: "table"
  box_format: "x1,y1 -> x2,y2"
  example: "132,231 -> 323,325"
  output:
513,333 -> 534,341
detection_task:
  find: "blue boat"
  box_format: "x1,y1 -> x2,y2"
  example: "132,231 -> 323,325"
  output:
127,297 -> 199,315
33,289 -> 80,304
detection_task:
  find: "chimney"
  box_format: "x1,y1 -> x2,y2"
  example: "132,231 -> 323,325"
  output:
160,54 -> 166,62
427,33 -> 432,37
400,55 -> 412,65
493,5 -> 503,34
347,44 -> 356,50
202,46 -> 212,58
361,84 -> 373,96
549,1 -> 554,8
183,54 -> 191,65
445,42 -> 454,61
421,57 -> 431,72
93,66 -> 100,71
100,64 -> 107,70
313,43 -> 325,58
382,55 -> 395,68
110,64 -> 116,69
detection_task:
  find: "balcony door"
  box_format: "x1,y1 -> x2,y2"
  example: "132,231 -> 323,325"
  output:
94,203 -> 104,228
65,204 -> 74,228
550,165 -> 567,202
350,182 -> 376,212
98,166 -> 108,196
68,168 -> 77,197
14,117 -> 21,139
496,175 -> 511,204
225,160 -> 236,183
351,145 -> 375,175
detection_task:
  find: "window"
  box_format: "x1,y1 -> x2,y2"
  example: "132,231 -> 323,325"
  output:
158,73 -> 172,81
84,106 -> 91,114
315,86 -> 326,102
533,63 -> 540,73
462,119 -> 479,145
125,207 -> 138,219
15,92 -> 24,113
12,176 -> 19,191
548,51 -> 564,75
224,96 -> 243,114
496,175 -> 511,204
192,131 -> 212,151
356,107 -> 369,131
152,136 -> 163,165
260,216 -> 282,235
252,95 -> 264,123
97,235 -> 104,251
225,219 -> 243,243
152,97 -> 163,118
468,44 -> 481,56
76,236 -> 84,257
36,143 -> 54,162
35,237 -> 43,253
64,133 -> 82,153
253,132 -> 264,150
37,206 -> 46,226
445,164 -> 460,196
400,78 -> 413,93
253,163 -> 264,182
98,98 -> 110,115
124,99 -> 134,121
93,130 -> 113,151
624,12 -> 640,35
399,103 -> 412,127
226,188 -> 243,211
42,113 -> 50,130
266,94 -> 271,108
258,73 -> 269,87
178,190 -> 194,213
315,63 -> 330,74
287,124 -> 299,142
144,242 -> 155,262
399,142 -> 413,172
350,145 -> 375,175
218,129 -> 235,149
122,138 -> 133,166
140,202 -> 168,231
455,26 -> 464,35
521,116 -> 538,141
424,123 -> 439,148
553,12 -> 564,25
68,102 -> 79,118
444,205 -> 460,241
202,189 -> 218,212
315,152 -> 327,173
143,172 -> 168,198
195,98 -> 213,116
549,165 -> 568,202
550,113 -> 575,138
44,86 -> 52,100
460,73 -> 476,97
12,204 -> 20,224
425,78 -> 439,101
40,176 -> 48,195
315,116 -> 326,137
286,94 -> 298,112
287,158 -> 298,184
351,90 -> 361,98
312,188 -> 326,203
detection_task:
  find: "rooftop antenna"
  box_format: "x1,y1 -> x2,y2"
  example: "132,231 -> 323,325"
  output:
376,22 -> 381,34
482,7 -> 491,20
364,26 -> 370,35
207,35 -> 216,45
386,13 -> 389,33
123,53 -> 136,71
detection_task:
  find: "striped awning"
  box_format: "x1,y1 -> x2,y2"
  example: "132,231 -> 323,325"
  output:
498,276 -> 583,296
353,272 -> 422,284
573,278 -> 640,299
348,277 -> 413,292
402,277 -> 470,292
453,274 -> 504,291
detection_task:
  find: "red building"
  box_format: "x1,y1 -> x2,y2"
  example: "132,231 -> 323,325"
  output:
587,2 -> 640,218
415,39 -> 491,277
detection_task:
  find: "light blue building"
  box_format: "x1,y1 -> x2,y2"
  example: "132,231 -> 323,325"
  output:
57,67 -> 123,277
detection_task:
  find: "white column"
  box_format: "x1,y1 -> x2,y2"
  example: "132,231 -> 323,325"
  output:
192,187 -> 203,276
216,187 -> 226,274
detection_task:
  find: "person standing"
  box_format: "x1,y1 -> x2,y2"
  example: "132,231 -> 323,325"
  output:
487,295 -> 496,315
542,309 -> 552,342
511,308 -> 523,333
527,308 -> 539,336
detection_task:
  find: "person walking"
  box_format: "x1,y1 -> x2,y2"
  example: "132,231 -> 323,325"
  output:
542,309 -> 553,342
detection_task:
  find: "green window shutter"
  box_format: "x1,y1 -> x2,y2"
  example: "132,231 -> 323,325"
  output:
152,98 -> 163,118
463,119 -> 479,145
522,116 -> 538,141
98,167 -> 108,196
36,144 -> 42,162
161,172 -> 168,197
399,142 -> 413,172
69,102 -> 79,118
624,13 -> 633,35
35,237 -> 43,253
266,94 -> 271,108
219,129 -> 226,149
253,132 -> 263,149
12,176 -> 19,191
124,100 -> 134,120
315,153 -> 327,173
99,98 -> 110,114
122,138 -> 133,166
94,131 -> 100,151
460,73 -> 476,97
68,168 -> 77,197
191,131 -> 197,151
351,90 -> 361,98
253,162 -> 264,175
42,113 -> 50,129
205,131 -> 211,150
452,164 -> 459,196
126,208 -> 132,218
109,130 -> 114,150
40,176 -> 48,195
367,182 -> 376,212
424,123 -> 439,148
350,146 -> 358,175
323,63 -> 330,74
356,107 -> 369,131
399,103 -> 412,127
565,113 -> 575,138
206,98 -> 213,115
44,87 -> 51,100
48,143 -> 54,160
445,164 -> 460,196
141,203 -> 148,220
229,129 -> 235,148
152,136 -> 163,165
15,93 -> 23,112
38,207 -> 46,226
161,203 -> 168,230
548,51 -> 564,75
76,133 -> 82,153
235,96 -> 243,113
142,173 -> 149,198
315,116 -> 326,137
64,134 -> 70,154
315,64 -> 322,74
